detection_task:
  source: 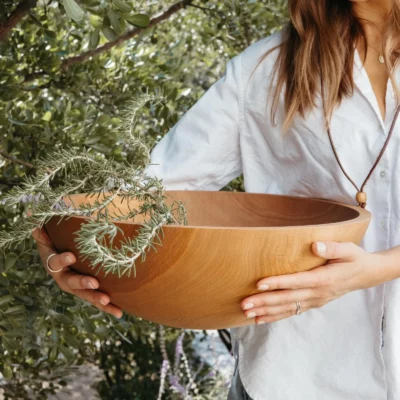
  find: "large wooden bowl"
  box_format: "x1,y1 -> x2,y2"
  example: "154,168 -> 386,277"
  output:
45,191 -> 371,330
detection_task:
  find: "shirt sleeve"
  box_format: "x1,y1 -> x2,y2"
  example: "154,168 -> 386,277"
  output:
144,53 -> 243,191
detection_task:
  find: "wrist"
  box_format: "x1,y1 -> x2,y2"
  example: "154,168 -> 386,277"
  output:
376,246 -> 400,282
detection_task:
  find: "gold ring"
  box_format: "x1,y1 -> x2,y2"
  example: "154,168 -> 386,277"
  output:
46,253 -> 63,273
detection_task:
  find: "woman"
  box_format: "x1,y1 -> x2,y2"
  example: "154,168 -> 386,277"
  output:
33,0 -> 400,398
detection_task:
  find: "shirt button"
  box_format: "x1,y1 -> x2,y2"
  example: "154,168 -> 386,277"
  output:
392,92 -> 396,99
380,170 -> 386,178
380,219 -> 387,228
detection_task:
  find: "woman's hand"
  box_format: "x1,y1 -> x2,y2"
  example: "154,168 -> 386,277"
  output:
241,241 -> 395,325
32,227 -> 123,319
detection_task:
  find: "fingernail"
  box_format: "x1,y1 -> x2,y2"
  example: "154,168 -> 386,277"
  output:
100,299 -> 109,306
247,312 -> 256,319
316,242 -> 327,255
258,284 -> 269,291
257,321 -> 267,325
243,303 -> 254,310
65,255 -> 73,264
86,281 -> 95,289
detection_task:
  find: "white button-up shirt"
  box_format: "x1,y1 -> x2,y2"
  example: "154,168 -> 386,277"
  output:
145,31 -> 400,399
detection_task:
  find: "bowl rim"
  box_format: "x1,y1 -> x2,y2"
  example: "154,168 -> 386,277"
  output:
59,191 -> 371,231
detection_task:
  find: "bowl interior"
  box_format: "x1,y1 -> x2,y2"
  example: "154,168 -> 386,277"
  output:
66,191 -> 361,228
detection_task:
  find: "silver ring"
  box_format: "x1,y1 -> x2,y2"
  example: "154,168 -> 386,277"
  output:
295,302 -> 301,316
46,253 -> 63,273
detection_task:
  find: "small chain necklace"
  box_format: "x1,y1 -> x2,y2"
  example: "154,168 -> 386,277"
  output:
367,44 -> 386,64
327,106 -> 400,208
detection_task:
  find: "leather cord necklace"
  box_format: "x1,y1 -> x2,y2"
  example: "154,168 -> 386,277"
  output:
327,105 -> 400,209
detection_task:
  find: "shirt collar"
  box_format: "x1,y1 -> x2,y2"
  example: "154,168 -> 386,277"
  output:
353,48 -> 386,132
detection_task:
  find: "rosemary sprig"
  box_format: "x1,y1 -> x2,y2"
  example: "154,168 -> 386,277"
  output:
0,93 -> 187,278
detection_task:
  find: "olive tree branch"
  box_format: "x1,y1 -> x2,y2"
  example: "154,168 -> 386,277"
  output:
0,0 -> 37,41
188,4 -> 214,13
23,0 -> 194,83
0,150 -> 34,169
62,0 -> 194,69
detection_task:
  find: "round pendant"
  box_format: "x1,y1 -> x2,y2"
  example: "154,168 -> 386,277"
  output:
379,55 -> 385,64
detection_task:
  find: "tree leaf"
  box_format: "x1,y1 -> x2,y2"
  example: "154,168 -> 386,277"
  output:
89,29 -> 100,50
2,337 -> 18,351
84,136 -> 100,145
2,364 -> 12,380
101,26 -> 118,42
64,333 -> 80,348
4,305 -> 26,315
97,114 -> 110,123
44,29 -> 57,38
25,109 -> 33,121
108,10 -> 124,35
59,345 -> 74,362
12,294 -> 34,306
82,317 -> 95,334
112,0 -> 132,13
0,275 -> 10,287
95,326 -> 109,335
48,346 -> 58,363
5,253 -> 17,271
55,313 -> 72,325
62,0 -> 84,22
42,111 -> 52,122
123,13 -> 150,28
0,295 -> 14,307
8,117 -> 29,126
90,144 -> 111,154
89,14 -> 102,28
2,329 -> 25,337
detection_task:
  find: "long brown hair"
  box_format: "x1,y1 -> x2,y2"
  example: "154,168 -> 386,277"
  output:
265,0 -> 400,129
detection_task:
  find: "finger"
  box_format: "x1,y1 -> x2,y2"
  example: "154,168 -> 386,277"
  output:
74,290 -> 123,318
255,307 -> 305,324
312,241 -> 362,261
62,270 -> 99,291
32,227 -> 53,248
72,289 -> 111,308
100,303 -> 123,319
72,289 -> 123,318
256,269 -> 327,291
47,252 -> 76,273
241,289 -> 314,310
245,301 -> 310,320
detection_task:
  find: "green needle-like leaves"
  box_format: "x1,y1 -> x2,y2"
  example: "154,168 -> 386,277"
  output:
0,93 -> 187,278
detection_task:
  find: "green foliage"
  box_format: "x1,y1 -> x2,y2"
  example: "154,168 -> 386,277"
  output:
0,245 -> 113,399
0,93 -> 188,278
0,0 -> 287,398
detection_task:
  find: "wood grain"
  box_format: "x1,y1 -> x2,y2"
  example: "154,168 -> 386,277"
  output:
45,191 -> 371,330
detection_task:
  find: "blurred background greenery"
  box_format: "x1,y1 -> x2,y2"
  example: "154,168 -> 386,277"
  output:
0,0 -> 286,398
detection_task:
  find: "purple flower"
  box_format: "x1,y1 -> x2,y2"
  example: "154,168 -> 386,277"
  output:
20,193 -> 43,204
168,374 -> 187,395
160,359 -> 169,377
33,194 -> 43,203
174,332 -> 185,369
